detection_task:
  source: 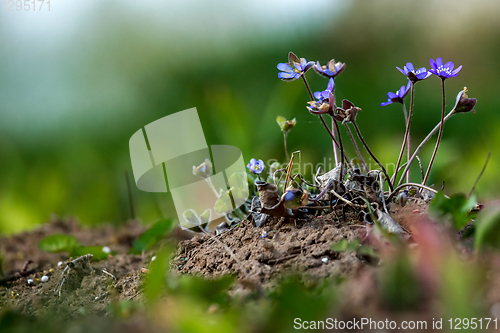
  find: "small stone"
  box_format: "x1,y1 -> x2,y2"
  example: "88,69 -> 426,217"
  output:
322,257 -> 329,263
41,276 -> 49,282
102,246 -> 111,254
261,231 -> 267,238
151,256 -> 157,262
57,261 -> 64,267
27,279 -> 34,285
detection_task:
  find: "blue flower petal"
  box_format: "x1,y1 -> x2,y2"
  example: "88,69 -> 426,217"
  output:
387,92 -> 398,99
380,101 -> 392,107
327,78 -> 335,91
405,62 -> 415,72
277,63 -> 292,71
436,57 -> 443,67
451,65 -> 462,75
444,61 -> 454,70
429,58 -> 437,70
396,66 -> 406,75
278,72 -> 295,79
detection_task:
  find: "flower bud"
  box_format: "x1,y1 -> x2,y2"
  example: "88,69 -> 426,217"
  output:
192,158 -> 213,178
453,87 -> 477,114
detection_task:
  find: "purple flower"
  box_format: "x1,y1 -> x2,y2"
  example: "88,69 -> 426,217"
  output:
380,81 -> 411,106
429,57 -> 462,79
313,78 -> 335,100
313,59 -> 345,78
307,90 -> 335,116
247,158 -> 265,174
277,52 -> 314,81
396,62 -> 432,82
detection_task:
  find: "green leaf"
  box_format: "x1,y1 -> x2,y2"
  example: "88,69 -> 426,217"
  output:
199,209 -> 211,225
215,190 -> 233,214
357,245 -> 379,259
176,275 -> 235,305
475,206 -> 500,251
228,172 -> 249,204
429,192 -> 477,230
132,219 -> 176,254
276,115 -> 296,133
331,239 -> 349,252
38,234 -> 80,253
346,239 -> 360,251
70,246 -> 109,261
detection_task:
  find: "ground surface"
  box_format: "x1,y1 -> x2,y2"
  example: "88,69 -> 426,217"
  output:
2,202 -> 492,333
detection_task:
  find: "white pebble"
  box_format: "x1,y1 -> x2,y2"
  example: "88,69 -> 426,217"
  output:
102,246 -> 111,254
151,256 -> 157,262
27,279 -> 34,285
57,261 -> 64,267
41,275 -> 49,282
322,257 -> 329,263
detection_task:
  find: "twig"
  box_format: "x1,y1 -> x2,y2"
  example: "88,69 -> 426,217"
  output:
379,173 -> 389,215
329,188 -> 366,209
387,182 -> 449,203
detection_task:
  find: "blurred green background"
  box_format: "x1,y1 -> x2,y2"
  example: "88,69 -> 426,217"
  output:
0,0 -> 498,234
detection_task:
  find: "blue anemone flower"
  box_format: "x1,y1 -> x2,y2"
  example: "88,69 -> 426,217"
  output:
380,81 -> 411,106
277,53 -> 314,81
247,158 -> 265,174
313,60 -> 345,78
396,62 -> 432,82
429,57 -> 462,79
313,78 -> 335,100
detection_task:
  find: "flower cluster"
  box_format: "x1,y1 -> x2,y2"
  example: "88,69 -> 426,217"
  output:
382,57 -> 463,106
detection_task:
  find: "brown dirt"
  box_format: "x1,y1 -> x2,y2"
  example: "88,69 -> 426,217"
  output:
0,202 -> 444,324
174,209 -> 372,288
0,218 -> 150,318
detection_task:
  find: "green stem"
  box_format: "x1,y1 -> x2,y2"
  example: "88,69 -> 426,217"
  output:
283,132 -> 289,161
421,78 -> 446,187
392,82 -> 414,187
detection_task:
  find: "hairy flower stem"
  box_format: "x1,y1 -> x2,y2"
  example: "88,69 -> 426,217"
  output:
421,78 -> 446,188
391,82 -> 414,187
345,123 -> 368,171
301,74 -> 315,101
333,119 -> 344,182
283,132 -> 290,161
301,74 -> 346,167
352,121 -> 394,192
331,116 -> 339,165
404,102 -> 411,184
319,115 -> 351,167
397,108 -> 456,188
